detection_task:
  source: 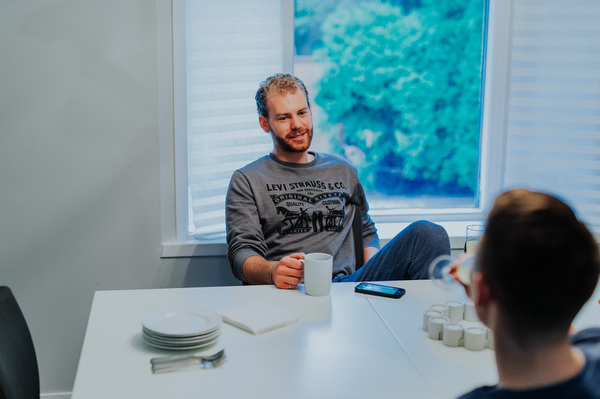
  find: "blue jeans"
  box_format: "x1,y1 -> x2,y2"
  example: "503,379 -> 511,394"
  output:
333,220 -> 451,282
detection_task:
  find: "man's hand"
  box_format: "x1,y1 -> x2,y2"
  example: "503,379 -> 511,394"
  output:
363,246 -> 379,265
271,253 -> 305,289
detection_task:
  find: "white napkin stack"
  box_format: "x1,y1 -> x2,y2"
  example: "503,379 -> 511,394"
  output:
219,301 -> 298,335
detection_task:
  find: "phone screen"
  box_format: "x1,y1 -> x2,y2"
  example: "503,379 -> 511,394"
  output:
355,283 -> 405,298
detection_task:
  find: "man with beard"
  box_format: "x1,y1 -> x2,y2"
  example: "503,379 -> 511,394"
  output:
225,74 -> 451,288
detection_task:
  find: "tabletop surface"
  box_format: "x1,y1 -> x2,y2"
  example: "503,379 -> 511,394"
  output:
71,280 -> 600,399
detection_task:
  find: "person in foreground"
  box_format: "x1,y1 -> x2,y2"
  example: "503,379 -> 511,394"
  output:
457,189 -> 600,399
226,73 -> 450,288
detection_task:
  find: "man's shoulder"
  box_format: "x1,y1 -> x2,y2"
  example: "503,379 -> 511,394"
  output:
235,152 -> 355,171
316,152 -> 357,171
572,327 -> 600,358
575,328 -> 600,390
317,152 -> 351,164
571,327 -> 600,346
456,385 -> 499,399
232,152 -> 357,177
237,154 -> 272,173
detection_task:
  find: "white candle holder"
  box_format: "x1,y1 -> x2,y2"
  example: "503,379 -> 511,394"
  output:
421,300 -> 493,351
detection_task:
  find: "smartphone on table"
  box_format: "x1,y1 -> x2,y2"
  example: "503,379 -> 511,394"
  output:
354,283 -> 406,299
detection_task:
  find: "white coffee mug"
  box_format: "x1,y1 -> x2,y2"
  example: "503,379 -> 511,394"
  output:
302,253 -> 333,296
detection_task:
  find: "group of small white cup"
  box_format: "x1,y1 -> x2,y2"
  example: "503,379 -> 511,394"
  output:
423,299 -> 494,351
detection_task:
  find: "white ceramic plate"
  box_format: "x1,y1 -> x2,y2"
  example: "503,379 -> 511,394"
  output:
143,327 -> 221,344
142,333 -> 219,351
142,331 -> 220,347
142,307 -> 222,337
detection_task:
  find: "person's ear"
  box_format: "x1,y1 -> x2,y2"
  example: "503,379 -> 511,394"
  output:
259,115 -> 271,133
472,272 -> 492,305
472,272 -> 494,324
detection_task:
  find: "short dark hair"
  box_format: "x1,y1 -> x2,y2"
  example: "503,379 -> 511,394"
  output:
255,74 -> 310,118
477,189 -> 600,341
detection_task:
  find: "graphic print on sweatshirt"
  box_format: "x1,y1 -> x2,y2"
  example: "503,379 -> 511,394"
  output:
267,179 -> 349,235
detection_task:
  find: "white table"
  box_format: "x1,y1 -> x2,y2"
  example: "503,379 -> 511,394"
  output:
364,280 -> 600,399
71,280 -> 600,399
364,281 -> 496,398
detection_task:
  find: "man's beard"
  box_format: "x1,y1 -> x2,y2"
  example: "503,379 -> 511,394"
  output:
272,126 -> 313,153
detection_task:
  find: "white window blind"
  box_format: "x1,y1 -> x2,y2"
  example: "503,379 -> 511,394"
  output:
184,0 -> 285,240
503,0 -> 600,232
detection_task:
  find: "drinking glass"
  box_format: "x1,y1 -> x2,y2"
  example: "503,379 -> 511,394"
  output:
466,224 -> 485,254
428,255 -> 475,289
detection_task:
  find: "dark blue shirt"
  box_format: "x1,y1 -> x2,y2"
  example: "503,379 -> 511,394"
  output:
456,327 -> 600,399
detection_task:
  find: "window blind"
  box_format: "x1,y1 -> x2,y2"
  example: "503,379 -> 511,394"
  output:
503,0 -> 600,232
185,0 -> 284,239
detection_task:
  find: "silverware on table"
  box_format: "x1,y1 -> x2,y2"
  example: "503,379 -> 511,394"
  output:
150,349 -> 226,374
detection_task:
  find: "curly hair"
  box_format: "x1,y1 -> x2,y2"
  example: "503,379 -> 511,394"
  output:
255,74 -> 310,118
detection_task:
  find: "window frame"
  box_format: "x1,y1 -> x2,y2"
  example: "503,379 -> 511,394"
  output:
159,0 -> 514,257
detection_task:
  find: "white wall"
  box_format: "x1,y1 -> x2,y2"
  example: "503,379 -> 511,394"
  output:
0,1 -> 238,395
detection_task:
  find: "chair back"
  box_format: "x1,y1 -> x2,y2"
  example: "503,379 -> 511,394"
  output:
0,286 -> 40,399
352,212 -> 364,269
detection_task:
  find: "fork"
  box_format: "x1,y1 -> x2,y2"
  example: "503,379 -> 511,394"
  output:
151,349 -> 226,374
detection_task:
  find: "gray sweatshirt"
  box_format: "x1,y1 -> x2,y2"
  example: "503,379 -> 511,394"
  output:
226,152 -> 379,283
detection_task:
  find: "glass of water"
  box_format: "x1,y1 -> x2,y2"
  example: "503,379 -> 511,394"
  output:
466,224 -> 485,254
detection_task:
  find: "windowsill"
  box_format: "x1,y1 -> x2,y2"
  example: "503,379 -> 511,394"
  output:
161,239 -> 228,258
375,221 -> 480,250
160,220 -> 482,258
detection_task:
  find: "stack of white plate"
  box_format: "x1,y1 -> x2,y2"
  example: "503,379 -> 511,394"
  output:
142,307 -> 222,350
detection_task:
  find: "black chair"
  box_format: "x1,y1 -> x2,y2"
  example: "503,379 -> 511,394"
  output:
352,211 -> 364,270
0,286 -> 40,399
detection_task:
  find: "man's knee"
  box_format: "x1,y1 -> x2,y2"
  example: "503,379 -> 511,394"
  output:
386,220 -> 450,254
408,220 -> 447,237
407,220 -> 450,251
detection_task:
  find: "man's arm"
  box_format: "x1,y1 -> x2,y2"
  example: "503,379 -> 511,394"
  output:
226,171 -> 268,283
226,170 -> 304,288
243,254 -> 304,288
241,256 -> 275,285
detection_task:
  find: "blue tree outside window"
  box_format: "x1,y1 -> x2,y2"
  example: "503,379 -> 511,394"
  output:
294,0 -> 487,210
